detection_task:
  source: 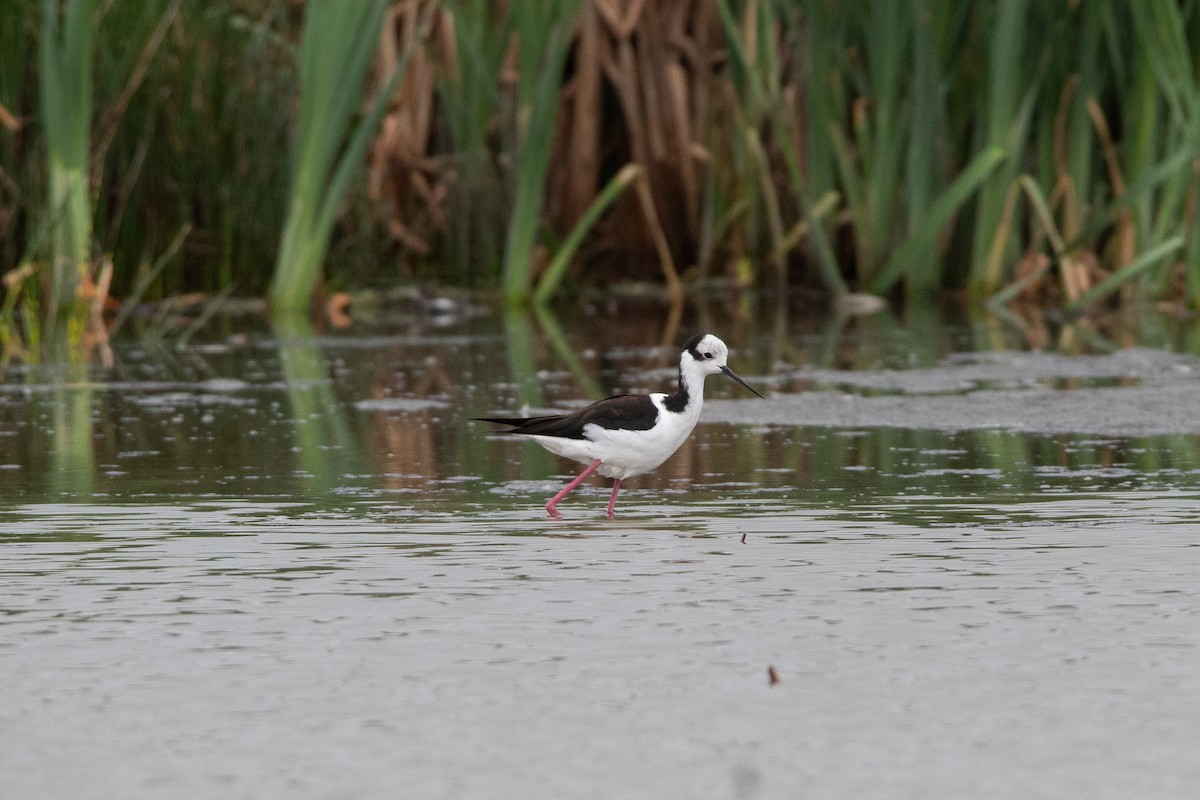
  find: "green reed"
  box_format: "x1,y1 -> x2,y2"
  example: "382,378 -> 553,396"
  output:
750,0 -> 1200,310
99,0 -> 296,301
499,0 -> 582,304
9,0 -> 1200,323
38,0 -> 95,326
716,0 -> 846,295
439,0 -> 510,284
270,0 -> 407,311
4,0 -> 300,352
716,0 -> 1004,302
1124,0 -> 1200,305
437,0 -> 583,302
533,164 -> 640,304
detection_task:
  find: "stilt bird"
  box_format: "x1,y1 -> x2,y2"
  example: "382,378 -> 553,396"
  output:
476,333 -> 763,518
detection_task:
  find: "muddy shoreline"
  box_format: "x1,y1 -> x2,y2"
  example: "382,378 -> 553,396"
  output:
709,348 -> 1200,437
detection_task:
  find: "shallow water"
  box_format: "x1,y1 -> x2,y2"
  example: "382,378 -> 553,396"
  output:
2,306 -> 1199,798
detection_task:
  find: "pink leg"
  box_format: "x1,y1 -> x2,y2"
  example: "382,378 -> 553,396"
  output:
545,460 -> 602,518
606,479 -> 622,519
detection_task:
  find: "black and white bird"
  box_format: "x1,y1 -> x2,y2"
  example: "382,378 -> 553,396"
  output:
476,333 -> 763,518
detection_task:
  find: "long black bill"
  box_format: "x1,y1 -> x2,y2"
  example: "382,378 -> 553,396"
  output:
719,365 -> 765,398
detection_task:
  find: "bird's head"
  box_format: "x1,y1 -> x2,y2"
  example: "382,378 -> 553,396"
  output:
682,334 -> 763,397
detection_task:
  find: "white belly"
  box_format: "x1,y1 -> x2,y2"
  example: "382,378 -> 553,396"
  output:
528,394 -> 701,480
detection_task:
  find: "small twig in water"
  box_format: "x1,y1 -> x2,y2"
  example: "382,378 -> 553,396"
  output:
767,666 -> 780,686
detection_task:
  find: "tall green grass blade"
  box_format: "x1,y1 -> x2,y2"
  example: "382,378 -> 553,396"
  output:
794,0 -> 838,200
271,0 -> 416,312
1018,175 -> 1066,255
968,0 -> 1035,291
1126,1 -> 1200,297
1065,235 -> 1184,314
743,126 -> 788,289
775,190 -> 840,262
500,1 -> 581,304
39,0 -> 96,326
803,196 -> 849,299
870,146 -> 1005,295
175,281 -> 237,349
903,0 -> 966,296
440,0 -> 509,283
272,0 -> 386,309
715,0 -> 768,111
1066,139 -> 1195,251
859,1 -> 910,279
110,221 -> 191,336
533,163 -> 640,304
827,120 -> 871,272
719,0 -> 844,293
906,1 -> 944,234
1062,7 -> 1103,220
1132,0 -> 1198,126
979,176 -> 1068,307
1105,11 -> 1159,243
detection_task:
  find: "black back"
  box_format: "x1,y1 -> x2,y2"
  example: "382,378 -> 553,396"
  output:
475,393 -> 660,440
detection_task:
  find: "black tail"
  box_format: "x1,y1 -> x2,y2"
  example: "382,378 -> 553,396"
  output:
474,413 -> 585,437
473,417 -> 533,427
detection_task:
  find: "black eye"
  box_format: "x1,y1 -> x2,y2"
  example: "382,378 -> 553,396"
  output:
704,352 -> 714,359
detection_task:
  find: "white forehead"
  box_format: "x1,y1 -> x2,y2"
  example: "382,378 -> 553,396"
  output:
694,334 -> 727,356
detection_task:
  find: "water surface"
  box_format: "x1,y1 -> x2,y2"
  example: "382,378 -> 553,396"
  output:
2,306 -> 1198,798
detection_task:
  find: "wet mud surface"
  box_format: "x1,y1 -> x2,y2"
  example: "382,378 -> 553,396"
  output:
712,348 -> 1200,436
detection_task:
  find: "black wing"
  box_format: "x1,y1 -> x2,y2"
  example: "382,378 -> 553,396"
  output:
475,394 -> 659,440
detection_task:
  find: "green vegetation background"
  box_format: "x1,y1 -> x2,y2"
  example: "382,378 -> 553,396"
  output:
5,0 -> 1200,341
